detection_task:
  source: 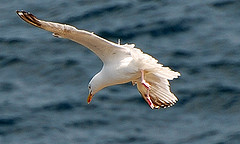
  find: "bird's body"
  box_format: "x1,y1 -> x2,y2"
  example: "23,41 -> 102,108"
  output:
16,10 -> 180,109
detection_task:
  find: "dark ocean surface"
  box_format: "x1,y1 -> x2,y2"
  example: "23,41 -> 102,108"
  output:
1,0 -> 240,144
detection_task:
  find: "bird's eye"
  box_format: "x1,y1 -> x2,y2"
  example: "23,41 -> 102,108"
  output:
88,85 -> 91,90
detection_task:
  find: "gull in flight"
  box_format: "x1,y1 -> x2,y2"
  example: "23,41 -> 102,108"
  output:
16,10 -> 180,109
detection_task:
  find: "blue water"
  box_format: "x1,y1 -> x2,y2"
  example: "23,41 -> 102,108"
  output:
1,0 -> 240,144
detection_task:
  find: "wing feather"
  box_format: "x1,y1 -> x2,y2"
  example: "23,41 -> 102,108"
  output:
16,10 -> 128,63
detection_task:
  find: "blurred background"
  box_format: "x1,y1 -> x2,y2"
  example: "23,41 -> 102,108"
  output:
1,0 -> 240,144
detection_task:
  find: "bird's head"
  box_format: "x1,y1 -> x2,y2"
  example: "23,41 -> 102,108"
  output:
87,73 -> 106,104
87,83 -> 95,104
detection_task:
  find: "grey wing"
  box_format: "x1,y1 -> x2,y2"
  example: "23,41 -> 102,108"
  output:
16,10 -> 129,62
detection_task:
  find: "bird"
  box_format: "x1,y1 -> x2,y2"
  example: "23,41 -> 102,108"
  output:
16,10 -> 180,109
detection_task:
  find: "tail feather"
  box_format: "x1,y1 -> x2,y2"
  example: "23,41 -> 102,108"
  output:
137,71 -> 179,109
154,67 -> 180,80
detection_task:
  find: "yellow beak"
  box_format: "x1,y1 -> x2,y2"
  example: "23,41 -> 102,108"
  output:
87,93 -> 93,104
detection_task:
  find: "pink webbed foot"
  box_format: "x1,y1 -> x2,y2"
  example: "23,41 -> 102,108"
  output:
140,70 -> 154,109
146,95 -> 154,109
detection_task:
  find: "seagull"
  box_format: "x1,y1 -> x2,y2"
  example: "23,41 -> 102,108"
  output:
16,10 -> 180,109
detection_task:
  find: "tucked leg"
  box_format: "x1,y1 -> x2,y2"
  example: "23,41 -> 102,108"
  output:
140,70 -> 151,89
141,70 -> 154,109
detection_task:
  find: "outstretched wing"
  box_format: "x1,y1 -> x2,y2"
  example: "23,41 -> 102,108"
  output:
16,10 -> 129,63
137,67 -> 180,109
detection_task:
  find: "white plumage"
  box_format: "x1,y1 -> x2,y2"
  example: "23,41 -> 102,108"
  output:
16,10 -> 180,109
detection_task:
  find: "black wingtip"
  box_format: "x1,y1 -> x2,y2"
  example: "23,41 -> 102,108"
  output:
16,10 -> 28,16
16,10 -> 42,27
